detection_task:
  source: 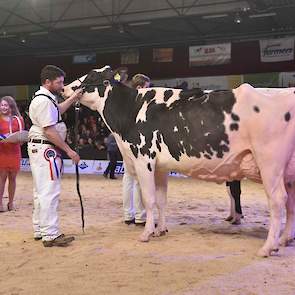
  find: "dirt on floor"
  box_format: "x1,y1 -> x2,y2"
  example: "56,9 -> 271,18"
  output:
1,172 -> 295,295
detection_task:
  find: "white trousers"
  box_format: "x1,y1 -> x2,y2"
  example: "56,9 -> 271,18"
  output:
122,170 -> 146,222
28,142 -> 62,241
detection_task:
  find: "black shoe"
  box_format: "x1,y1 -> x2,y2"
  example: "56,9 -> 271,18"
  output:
34,237 -> 42,241
103,173 -> 108,178
124,219 -> 135,225
135,221 -> 146,227
43,234 -> 75,247
110,176 -> 117,180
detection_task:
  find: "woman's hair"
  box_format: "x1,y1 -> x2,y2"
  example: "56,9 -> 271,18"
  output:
0,96 -> 21,117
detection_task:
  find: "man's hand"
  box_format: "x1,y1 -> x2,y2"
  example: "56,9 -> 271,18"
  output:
69,89 -> 83,103
66,149 -> 80,164
59,88 -> 83,114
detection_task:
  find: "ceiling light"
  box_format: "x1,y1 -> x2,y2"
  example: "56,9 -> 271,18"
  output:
118,24 -> 125,34
202,14 -> 228,19
0,34 -> 16,39
90,25 -> 112,30
129,21 -> 151,26
234,13 -> 242,24
249,12 -> 277,18
29,31 -> 48,36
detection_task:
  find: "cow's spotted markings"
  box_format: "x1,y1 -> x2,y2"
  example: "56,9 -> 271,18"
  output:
164,90 -> 173,102
80,70 -> 238,170
285,112 -> 291,122
253,106 -> 260,113
147,163 -> 152,172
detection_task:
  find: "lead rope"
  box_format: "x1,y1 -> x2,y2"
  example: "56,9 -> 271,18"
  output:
74,102 -> 85,233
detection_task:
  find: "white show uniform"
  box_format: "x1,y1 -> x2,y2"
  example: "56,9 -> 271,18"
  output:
28,86 -> 67,241
122,168 -> 146,223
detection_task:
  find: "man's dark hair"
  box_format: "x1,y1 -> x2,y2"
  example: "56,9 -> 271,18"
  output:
40,65 -> 66,84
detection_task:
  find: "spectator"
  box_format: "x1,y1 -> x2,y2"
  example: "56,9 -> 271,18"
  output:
123,73 -> 150,226
0,96 -> 24,212
103,133 -> 119,179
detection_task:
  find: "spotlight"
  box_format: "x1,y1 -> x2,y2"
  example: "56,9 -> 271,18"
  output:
234,13 -> 242,24
118,24 -> 125,34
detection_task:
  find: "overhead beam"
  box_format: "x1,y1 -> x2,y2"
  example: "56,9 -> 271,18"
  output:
0,4 -> 85,46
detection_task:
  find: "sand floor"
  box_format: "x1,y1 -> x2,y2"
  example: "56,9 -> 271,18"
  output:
1,172 -> 295,295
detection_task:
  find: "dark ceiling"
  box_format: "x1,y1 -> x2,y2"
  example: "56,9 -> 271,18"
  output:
0,0 -> 295,56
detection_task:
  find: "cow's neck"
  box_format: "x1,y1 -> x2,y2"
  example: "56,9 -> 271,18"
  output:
100,83 -> 141,139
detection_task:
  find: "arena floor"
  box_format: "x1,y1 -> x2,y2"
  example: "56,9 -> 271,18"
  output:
1,173 -> 295,295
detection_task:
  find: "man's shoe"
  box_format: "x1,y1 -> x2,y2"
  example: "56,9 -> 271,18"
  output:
43,234 -> 75,247
110,176 -> 117,180
124,219 -> 135,225
34,237 -> 42,241
103,173 -> 108,178
135,221 -> 146,227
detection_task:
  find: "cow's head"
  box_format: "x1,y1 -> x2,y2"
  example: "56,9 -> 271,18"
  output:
62,65 -> 115,111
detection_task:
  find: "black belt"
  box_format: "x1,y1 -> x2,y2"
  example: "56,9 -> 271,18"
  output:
29,139 -> 54,145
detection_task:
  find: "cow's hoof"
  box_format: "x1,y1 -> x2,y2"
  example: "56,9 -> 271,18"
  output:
231,219 -> 241,225
257,247 -> 271,257
139,232 -> 153,242
279,236 -> 293,247
225,216 -> 233,222
154,228 -> 168,237
257,247 -> 279,257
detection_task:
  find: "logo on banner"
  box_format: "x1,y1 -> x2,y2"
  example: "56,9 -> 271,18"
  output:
79,161 -> 89,170
115,162 -> 125,174
189,43 -> 231,67
260,38 -> 294,62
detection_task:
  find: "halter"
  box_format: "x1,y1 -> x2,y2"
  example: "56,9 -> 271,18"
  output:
73,77 -> 110,93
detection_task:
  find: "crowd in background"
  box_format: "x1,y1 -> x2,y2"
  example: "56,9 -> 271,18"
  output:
18,101 -> 110,160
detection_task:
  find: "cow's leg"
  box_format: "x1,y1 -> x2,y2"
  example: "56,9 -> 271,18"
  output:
225,181 -> 242,224
225,182 -> 235,221
134,162 -> 156,242
225,183 -> 237,222
154,171 -> 168,237
279,182 -> 295,246
257,174 -> 287,257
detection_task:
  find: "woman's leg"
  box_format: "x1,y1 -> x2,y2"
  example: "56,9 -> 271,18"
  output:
7,171 -> 17,210
0,170 -> 8,211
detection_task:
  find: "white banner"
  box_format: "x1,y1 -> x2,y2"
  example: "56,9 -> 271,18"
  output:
20,159 -> 185,177
189,43 -> 231,67
260,38 -> 294,62
72,53 -> 96,64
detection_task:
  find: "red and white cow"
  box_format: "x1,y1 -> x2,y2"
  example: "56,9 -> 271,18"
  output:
63,66 -> 295,257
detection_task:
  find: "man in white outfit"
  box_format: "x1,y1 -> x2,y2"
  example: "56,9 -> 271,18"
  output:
28,65 -> 82,247
123,74 -> 150,226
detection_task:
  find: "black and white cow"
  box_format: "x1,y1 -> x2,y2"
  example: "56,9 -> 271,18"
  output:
63,66 -> 295,257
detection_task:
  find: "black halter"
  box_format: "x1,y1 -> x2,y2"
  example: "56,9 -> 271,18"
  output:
74,100 -> 85,234
72,77 -> 110,93
71,77 -> 110,233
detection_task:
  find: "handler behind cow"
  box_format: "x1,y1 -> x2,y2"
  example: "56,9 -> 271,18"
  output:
28,65 -> 82,247
123,73 -> 151,226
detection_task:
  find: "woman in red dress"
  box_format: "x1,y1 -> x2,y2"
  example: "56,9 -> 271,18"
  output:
0,96 -> 24,212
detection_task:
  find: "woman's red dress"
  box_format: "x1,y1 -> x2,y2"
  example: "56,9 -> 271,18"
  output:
0,116 -> 23,172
